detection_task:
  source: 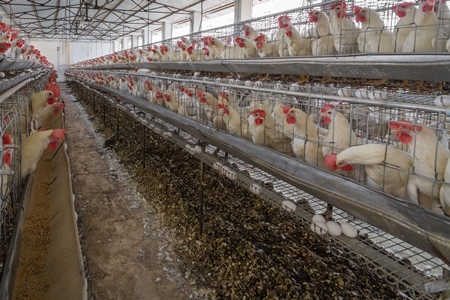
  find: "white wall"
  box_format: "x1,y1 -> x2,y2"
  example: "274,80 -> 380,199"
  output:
30,39 -> 113,81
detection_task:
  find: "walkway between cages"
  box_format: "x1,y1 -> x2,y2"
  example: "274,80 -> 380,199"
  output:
15,84 -> 194,299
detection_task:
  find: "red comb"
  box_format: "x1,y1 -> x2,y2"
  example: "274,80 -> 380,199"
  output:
281,105 -> 291,114
321,103 -> 335,113
352,5 -> 363,14
331,1 -> 347,10
389,120 -> 422,132
250,109 -> 266,118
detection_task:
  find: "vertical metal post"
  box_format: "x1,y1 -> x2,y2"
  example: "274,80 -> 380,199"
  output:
142,124 -> 146,169
103,99 -> 106,126
116,107 -> 120,143
199,161 -> 204,236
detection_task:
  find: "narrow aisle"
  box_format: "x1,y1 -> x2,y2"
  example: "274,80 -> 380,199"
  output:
61,84 -> 192,299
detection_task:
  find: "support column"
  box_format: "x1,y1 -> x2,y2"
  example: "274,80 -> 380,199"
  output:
113,39 -> 121,52
131,35 -> 139,47
142,27 -> 152,45
122,36 -> 130,49
190,11 -> 202,34
234,0 -> 252,23
162,22 -> 172,41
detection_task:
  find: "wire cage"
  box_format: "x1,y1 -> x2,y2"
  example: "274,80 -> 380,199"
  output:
0,71 -> 50,274
66,73 -> 450,299
73,0 -> 450,68
69,69 -> 450,218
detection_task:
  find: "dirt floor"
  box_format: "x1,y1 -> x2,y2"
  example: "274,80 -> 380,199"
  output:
62,85 -> 195,299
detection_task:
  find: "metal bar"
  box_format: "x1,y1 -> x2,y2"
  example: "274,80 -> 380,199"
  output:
76,54 -> 450,82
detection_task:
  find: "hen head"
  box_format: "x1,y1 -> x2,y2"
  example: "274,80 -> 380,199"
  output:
308,10 -> 321,23
46,91 -> 56,105
52,102 -> 65,115
420,0 -> 436,12
235,37 -> 246,48
202,47 -> 210,56
0,42 -> 11,53
242,24 -> 251,37
278,15 -> 291,28
284,107 -> 297,124
163,93 -> 172,103
324,153 -> 354,171
217,103 -> 230,115
48,129 -> 66,151
320,103 -> 335,125
352,6 -> 368,23
199,92 -> 207,103
253,34 -> 265,49
250,109 -> 266,125
187,46 -> 194,55
389,120 -> 422,144
219,91 -> 229,101
331,1 -> 347,18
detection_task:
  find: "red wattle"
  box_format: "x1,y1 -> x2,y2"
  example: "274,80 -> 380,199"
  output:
397,132 -> 413,144
254,118 -> 263,125
341,164 -> 354,171
324,154 -> 338,170
286,116 -> 296,124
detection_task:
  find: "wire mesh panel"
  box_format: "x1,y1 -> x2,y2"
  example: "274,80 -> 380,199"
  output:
68,69 -> 450,219
72,0 -> 450,68
0,72 -> 50,274
66,75 -> 450,299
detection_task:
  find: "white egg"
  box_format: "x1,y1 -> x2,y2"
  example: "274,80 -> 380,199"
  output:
310,222 -> 328,235
163,131 -> 172,138
290,83 -> 300,92
312,214 -> 326,224
254,80 -> 263,87
194,145 -> 202,153
0,72 -> 5,78
368,91 -> 376,100
227,171 -> 237,181
355,88 -> 368,99
342,87 -> 352,97
221,166 -> 230,176
326,221 -> 342,237
434,95 -> 450,107
281,200 -> 296,212
213,162 -> 223,171
340,222 -> 358,238
193,71 -> 201,76
250,183 -> 261,195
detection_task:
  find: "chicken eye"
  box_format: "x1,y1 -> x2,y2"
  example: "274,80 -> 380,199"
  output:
327,111 -> 332,114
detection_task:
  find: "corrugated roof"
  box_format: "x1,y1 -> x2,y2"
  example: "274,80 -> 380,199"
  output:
0,0 -> 248,41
